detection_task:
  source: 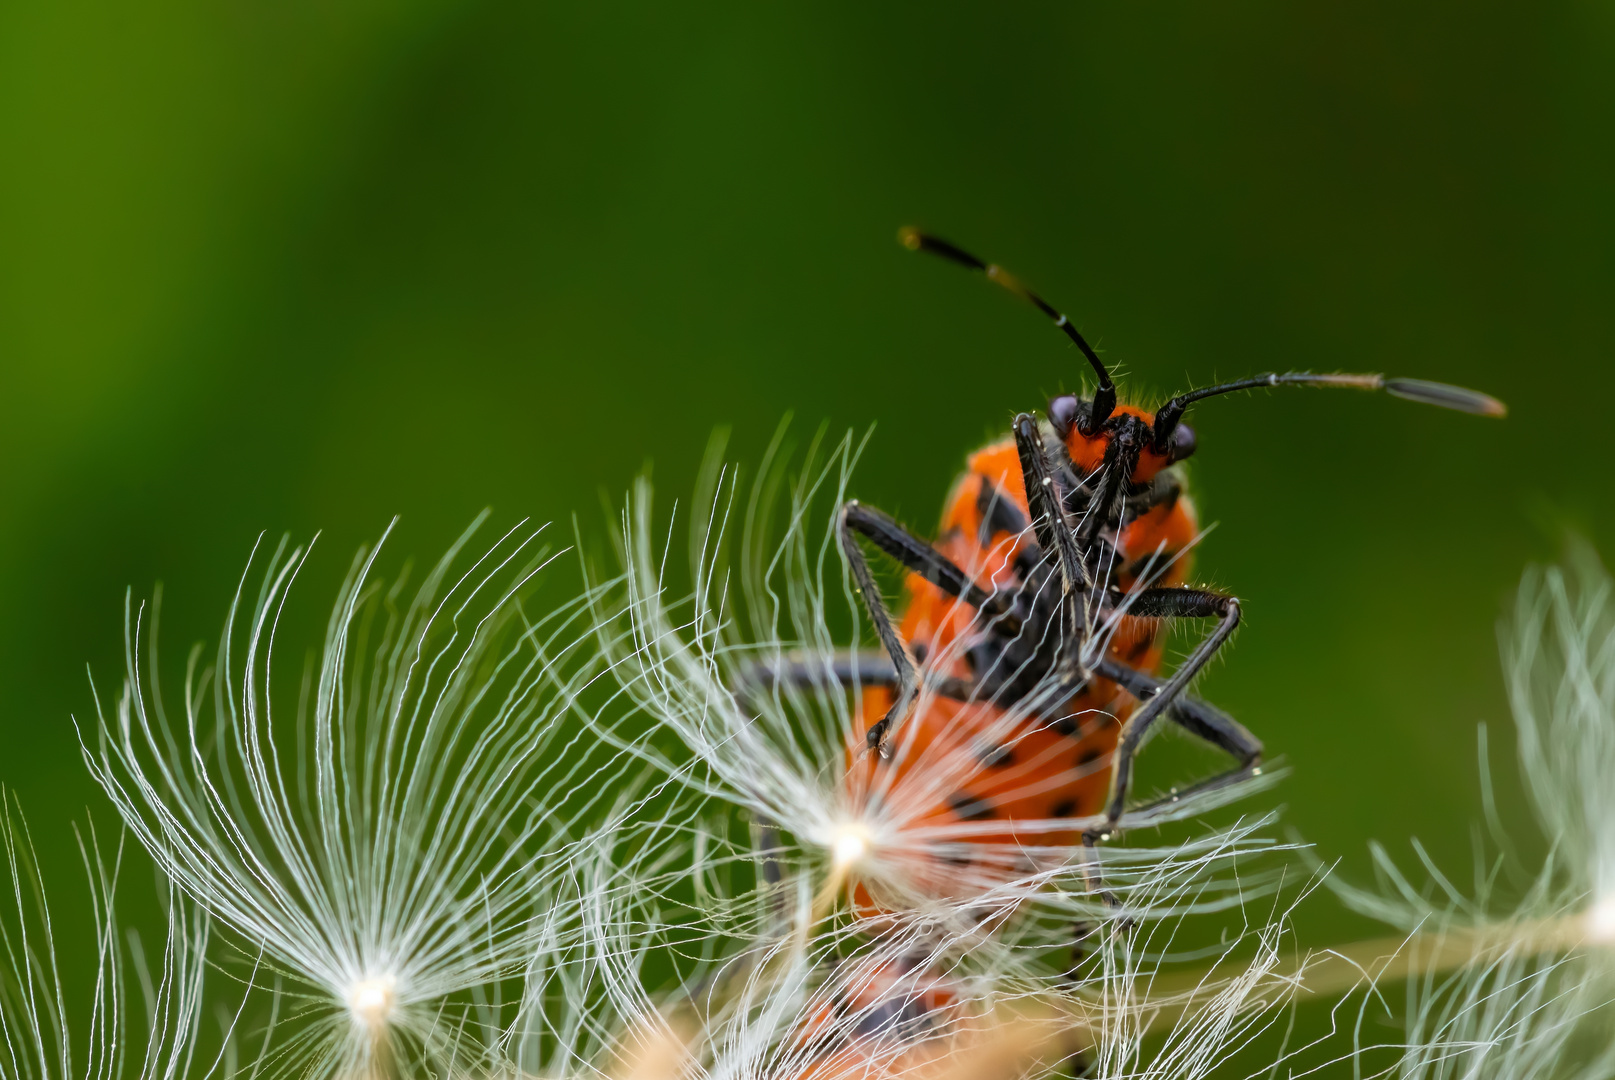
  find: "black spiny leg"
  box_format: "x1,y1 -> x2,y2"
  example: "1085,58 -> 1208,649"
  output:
754,815 -> 787,935
1094,656 -> 1264,818
732,650 -> 898,709
1097,587 -> 1242,828
841,502 -> 1022,635
840,502 -> 923,756
1012,414 -> 1091,647
1014,413 -> 1127,909
1077,422 -> 1145,548
1094,659 -> 1262,766
730,650 -> 974,714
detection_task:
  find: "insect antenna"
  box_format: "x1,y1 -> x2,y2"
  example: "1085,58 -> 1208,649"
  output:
1149,371 -> 1506,451
899,226 -> 1117,434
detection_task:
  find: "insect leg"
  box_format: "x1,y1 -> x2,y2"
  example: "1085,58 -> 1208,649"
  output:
1077,429 -> 1144,548
730,650 -> 974,710
840,501 -> 918,754
1093,655 -> 1264,824
1097,586 -> 1242,828
1093,657 -> 1262,766
1004,426 -> 1136,902
1014,415 -> 1130,882
1121,760 -> 1268,826
1012,414 -> 1093,655
731,650 -> 897,708
749,814 -> 789,937
841,502 -> 1021,632
1012,414 -> 1086,591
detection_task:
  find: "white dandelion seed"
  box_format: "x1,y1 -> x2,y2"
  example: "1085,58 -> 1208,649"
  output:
1322,546 -> 1615,1077
1505,548 -> 1615,947
0,793 -> 223,1080
1077,903 -> 1307,1080
80,515 -> 635,1079
481,813 -> 1310,1080
489,820 -> 1045,1080
587,431 -> 1283,949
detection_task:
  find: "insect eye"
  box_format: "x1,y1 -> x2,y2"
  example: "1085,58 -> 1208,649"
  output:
1165,423 -> 1197,463
1048,395 -> 1082,438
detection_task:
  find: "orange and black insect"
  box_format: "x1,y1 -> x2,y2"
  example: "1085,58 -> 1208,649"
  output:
743,228 -> 1504,881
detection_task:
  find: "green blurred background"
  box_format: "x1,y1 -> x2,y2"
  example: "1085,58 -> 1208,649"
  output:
3,0 -> 1613,1064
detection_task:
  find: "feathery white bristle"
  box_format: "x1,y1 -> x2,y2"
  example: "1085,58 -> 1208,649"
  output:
0,792 -> 218,1080
78,514 -> 640,1078
502,827 -> 987,1080
1506,547 -> 1615,933
483,814 -> 1308,1080
1084,907 -> 1304,1080
1324,547 -> 1615,1076
1584,895 -> 1615,945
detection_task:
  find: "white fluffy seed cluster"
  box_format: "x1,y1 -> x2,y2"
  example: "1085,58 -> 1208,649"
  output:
2,457 -> 1613,1080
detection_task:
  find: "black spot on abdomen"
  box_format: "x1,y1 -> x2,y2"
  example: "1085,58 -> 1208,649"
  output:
976,743 -> 1015,768
947,792 -> 997,821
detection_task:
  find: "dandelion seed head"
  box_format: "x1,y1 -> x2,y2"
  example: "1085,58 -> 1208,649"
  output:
83,516 -> 633,1077
1584,895 -> 1615,945
348,973 -> 400,1032
1325,546 -> 1615,1078
827,821 -> 874,872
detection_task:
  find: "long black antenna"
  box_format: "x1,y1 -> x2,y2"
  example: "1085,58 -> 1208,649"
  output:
1149,372 -> 1507,451
899,227 -> 1117,434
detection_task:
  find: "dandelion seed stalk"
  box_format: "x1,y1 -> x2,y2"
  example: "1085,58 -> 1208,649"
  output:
1156,908 -> 1609,1012
939,906 -> 1611,1080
